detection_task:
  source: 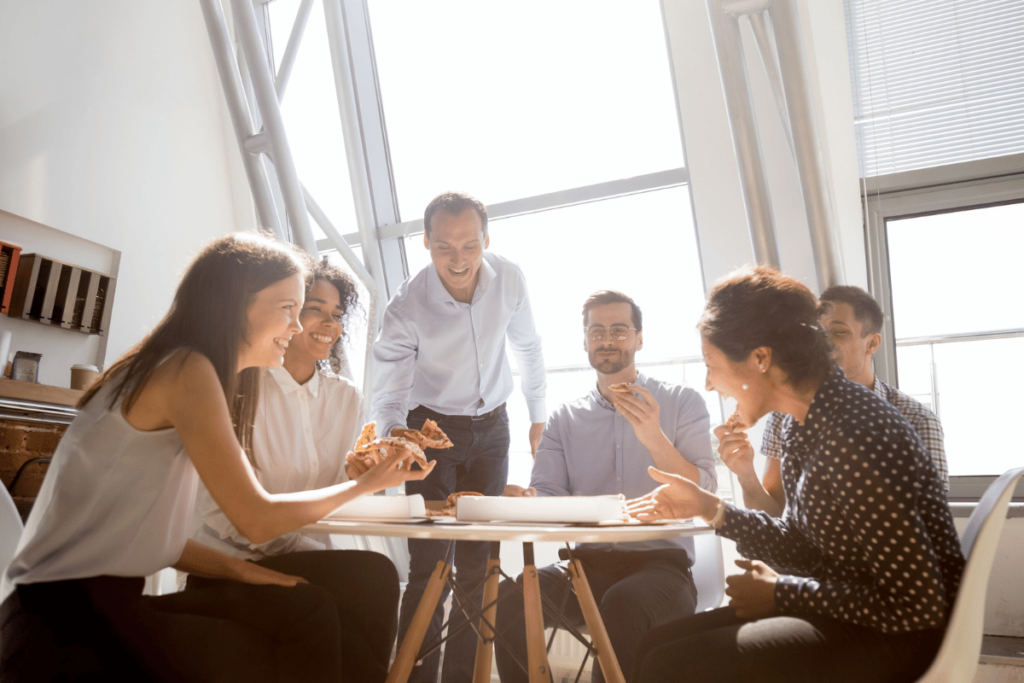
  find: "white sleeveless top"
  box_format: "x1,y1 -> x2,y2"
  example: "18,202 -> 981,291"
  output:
1,375 -> 198,602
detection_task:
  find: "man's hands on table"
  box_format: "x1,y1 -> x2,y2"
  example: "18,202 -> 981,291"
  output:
502,484 -> 537,497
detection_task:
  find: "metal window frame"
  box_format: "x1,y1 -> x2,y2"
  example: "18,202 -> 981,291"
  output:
862,153 -> 1024,495
249,0 -> 704,413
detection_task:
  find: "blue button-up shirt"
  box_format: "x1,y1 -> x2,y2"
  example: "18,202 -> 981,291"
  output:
371,252 -> 547,437
530,373 -> 716,557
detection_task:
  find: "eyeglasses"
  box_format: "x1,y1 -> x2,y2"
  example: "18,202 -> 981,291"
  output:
586,324 -> 637,342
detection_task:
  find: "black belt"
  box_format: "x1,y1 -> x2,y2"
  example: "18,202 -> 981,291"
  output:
410,402 -> 506,423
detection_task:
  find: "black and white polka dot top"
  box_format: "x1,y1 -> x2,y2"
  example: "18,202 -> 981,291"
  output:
718,366 -> 964,634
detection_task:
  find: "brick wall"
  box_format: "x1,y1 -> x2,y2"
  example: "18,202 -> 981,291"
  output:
0,418 -> 64,518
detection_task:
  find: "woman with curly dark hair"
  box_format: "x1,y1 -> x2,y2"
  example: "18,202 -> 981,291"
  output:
188,257 -> 397,682
630,265 -> 963,683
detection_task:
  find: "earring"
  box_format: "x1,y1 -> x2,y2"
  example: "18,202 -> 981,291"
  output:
759,365 -> 766,373
742,383 -> 749,390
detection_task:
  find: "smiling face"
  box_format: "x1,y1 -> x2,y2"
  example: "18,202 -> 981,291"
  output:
585,302 -> 642,376
819,301 -> 880,387
424,208 -> 488,302
239,273 -> 305,370
701,335 -> 770,426
287,278 -> 343,366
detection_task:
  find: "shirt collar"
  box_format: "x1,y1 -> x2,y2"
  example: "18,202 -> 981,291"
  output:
589,371 -> 647,409
785,364 -> 845,448
870,375 -> 887,399
425,254 -> 496,305
268,365 -> 320,398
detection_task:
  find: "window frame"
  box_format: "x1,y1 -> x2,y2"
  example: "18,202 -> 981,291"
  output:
863,152 -> 1024,495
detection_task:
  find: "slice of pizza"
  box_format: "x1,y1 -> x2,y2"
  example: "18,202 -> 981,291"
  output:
424,491 -> 484,517
391,419 -> 453,451
345,423 -> 430,471
417,419 -> 454,449
609,382 -> 633,393
725,411 -> 750,432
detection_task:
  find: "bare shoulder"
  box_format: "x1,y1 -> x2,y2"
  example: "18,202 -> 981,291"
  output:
126,350 -> 222,430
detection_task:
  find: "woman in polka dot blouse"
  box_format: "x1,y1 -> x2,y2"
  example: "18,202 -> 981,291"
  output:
629,266 -> 964,683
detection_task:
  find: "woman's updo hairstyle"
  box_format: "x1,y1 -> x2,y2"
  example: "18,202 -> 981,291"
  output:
698,265 -> 833,388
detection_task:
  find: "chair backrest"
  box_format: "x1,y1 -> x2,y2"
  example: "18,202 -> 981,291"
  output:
914,466 -> 1024,683
693,532 -> 725,612
0,484 -> 25,574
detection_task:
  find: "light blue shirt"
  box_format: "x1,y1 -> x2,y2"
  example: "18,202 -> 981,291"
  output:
530,373 -> 717,558
371,252 -> 547,437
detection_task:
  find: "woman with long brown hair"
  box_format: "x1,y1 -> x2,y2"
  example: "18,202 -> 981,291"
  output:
189,257 -> 398,682
630,266 -> 963,683
0,233 -> 432,682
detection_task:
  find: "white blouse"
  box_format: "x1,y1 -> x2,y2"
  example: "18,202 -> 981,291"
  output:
2,378 -> 198,602
191,366 -> 363,560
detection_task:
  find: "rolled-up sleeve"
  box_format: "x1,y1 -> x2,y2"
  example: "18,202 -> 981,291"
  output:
674,389 -> 717,493
530,415 -> 570,496
505,267 -> 547,423
370,298 -> 419,438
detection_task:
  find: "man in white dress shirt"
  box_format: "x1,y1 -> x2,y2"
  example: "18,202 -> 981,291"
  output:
371,191 -> 547,683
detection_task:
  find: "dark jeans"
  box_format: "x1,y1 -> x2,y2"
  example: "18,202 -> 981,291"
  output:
635,607 -> 944,683
397,405 -> 511,683
1,573 -> 342,683
495,548 -> 697,683
187,549 -> 400,683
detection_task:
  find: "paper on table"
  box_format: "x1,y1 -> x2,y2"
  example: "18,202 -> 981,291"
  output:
325,494 -> 427,520
456,495 -> 629,524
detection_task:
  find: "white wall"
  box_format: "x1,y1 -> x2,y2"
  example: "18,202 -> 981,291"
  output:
0,0 -> 253,382
663,0 -> 865,293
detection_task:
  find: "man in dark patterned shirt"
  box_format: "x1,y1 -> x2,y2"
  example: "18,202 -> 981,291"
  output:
719,285 -> 948,516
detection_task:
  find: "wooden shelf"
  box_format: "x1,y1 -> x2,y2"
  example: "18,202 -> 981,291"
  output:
0,379 -> 82,407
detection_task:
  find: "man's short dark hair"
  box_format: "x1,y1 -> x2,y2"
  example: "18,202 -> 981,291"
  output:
423,192 -> 488,238
819,285 -> 884,336
582,291 -> 643,331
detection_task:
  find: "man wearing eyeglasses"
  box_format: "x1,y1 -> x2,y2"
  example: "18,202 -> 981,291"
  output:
496,290 -> 716,683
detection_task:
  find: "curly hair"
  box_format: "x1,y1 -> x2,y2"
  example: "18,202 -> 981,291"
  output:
698,265 -> 833,388
310,256 -> 362,375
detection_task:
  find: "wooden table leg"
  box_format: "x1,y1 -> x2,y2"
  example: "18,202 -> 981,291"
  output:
387,560 -> 451,683
566,559 -> 625,683
521,543 -> 552,683
472,542 -> 502,683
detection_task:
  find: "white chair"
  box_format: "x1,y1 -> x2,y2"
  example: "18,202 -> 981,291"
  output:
0,484 -> 25,574
913,466 -> 1024,683
693,532 -> 725,612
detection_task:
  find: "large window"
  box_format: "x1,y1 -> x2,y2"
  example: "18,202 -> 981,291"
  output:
367,0 -> 685,218
847,0 -> 1024,482
884,201 -> 1024,477
366,0 -> 714,487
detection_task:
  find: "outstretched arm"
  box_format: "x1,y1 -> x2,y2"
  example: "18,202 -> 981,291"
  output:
164,353 -> 434,545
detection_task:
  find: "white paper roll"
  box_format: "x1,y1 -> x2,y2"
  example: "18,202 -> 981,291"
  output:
0,330 -> 11,375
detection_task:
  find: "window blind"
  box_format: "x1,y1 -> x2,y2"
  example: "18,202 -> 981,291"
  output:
845,0 -> 1024,177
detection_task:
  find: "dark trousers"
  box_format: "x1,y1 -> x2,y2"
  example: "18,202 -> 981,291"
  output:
397,405 -> 510,683
1,573 -> 343,682
187,549 -> 400,683
494,548 -> 697,683
634,607 -> 944,683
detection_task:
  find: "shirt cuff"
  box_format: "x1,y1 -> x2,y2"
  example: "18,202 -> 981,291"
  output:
525,398 -> 547,425
773,574 -> 810,614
